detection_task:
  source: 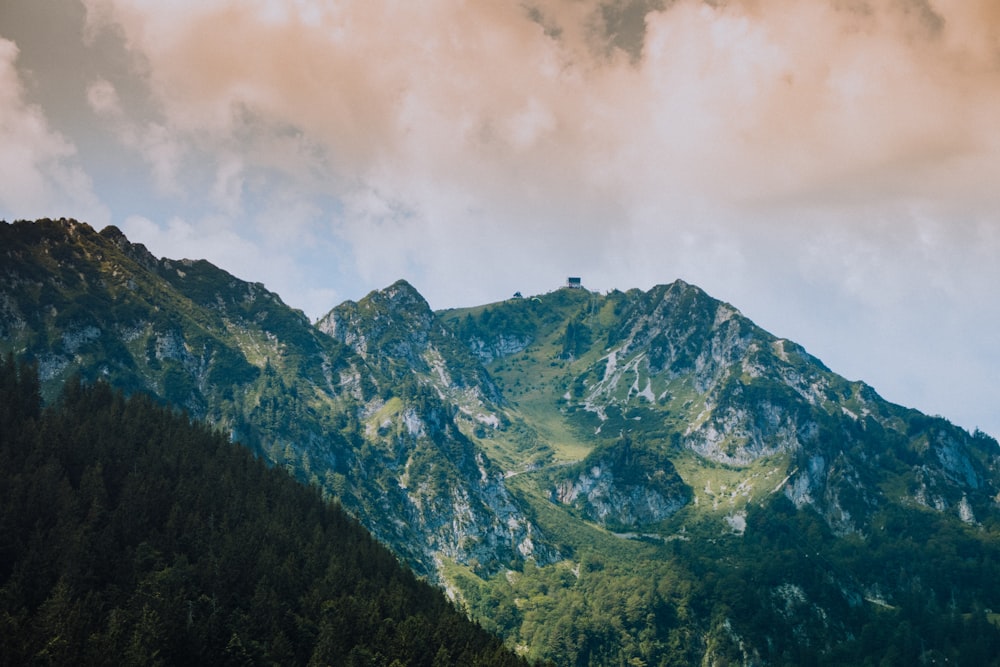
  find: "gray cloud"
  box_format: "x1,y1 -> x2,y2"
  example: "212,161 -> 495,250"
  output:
0,38 -> 108,224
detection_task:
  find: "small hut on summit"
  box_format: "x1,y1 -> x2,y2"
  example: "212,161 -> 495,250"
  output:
566,277 -> 583,289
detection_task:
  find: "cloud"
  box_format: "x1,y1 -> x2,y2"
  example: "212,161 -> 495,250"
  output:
85,75 -> 187,196
75,0 -> 1000,433
621,0 -> 1000,208
121,211 -> 341,319
86,77 -> 123,117
0,38 -> 108,224
73,0 -> 1000,209
74,0 -> 1000,303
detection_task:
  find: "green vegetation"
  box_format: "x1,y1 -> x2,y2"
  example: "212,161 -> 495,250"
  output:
0,357 -> 529,666
444,492 -> 1000,666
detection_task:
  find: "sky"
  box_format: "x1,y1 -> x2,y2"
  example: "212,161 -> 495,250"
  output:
1,0 -> 998,437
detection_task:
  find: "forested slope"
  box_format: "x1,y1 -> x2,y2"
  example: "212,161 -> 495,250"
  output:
0,357 -> 530,666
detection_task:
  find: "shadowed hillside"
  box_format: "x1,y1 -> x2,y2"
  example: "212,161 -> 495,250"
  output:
0,357 -> 531,666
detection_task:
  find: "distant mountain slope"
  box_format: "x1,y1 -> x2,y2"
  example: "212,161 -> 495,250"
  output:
4,218 -> 1000,665
0,358 -> 529,666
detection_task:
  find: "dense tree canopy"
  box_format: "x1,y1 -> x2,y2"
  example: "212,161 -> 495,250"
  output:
0,356 -> 530,666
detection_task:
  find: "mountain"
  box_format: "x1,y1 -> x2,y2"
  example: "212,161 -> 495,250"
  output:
4,218 -> 1000,665
0,218 -> 549,581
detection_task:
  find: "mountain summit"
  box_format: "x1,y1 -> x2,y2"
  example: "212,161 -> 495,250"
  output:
3,218 -> 999,665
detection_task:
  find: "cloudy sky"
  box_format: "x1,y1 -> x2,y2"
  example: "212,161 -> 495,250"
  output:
2,0 -> 998,437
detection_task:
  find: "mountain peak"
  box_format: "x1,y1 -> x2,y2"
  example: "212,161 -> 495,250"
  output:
99,224 -> 159,269
317,279 -> 434,358
385,277 -> 423,297
370,279 -> 432,316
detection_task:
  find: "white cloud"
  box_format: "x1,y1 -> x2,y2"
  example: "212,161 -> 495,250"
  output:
69,0 -> 1000,435
71,0 -> 1000,219
85,78 -> 188,198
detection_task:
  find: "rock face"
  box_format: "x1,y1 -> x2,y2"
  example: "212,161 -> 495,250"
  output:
465,333 -> 533,365
578,282 -> 825,466
345,390 -> 557,574
317,279 -> 435,372
317,279 -> 505,425
552,438 -> 691,528
314,280 -> 550,572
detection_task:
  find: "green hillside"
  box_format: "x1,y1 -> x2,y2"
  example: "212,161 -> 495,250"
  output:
0,357 -> 529,666
439,282 -> 1000,665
